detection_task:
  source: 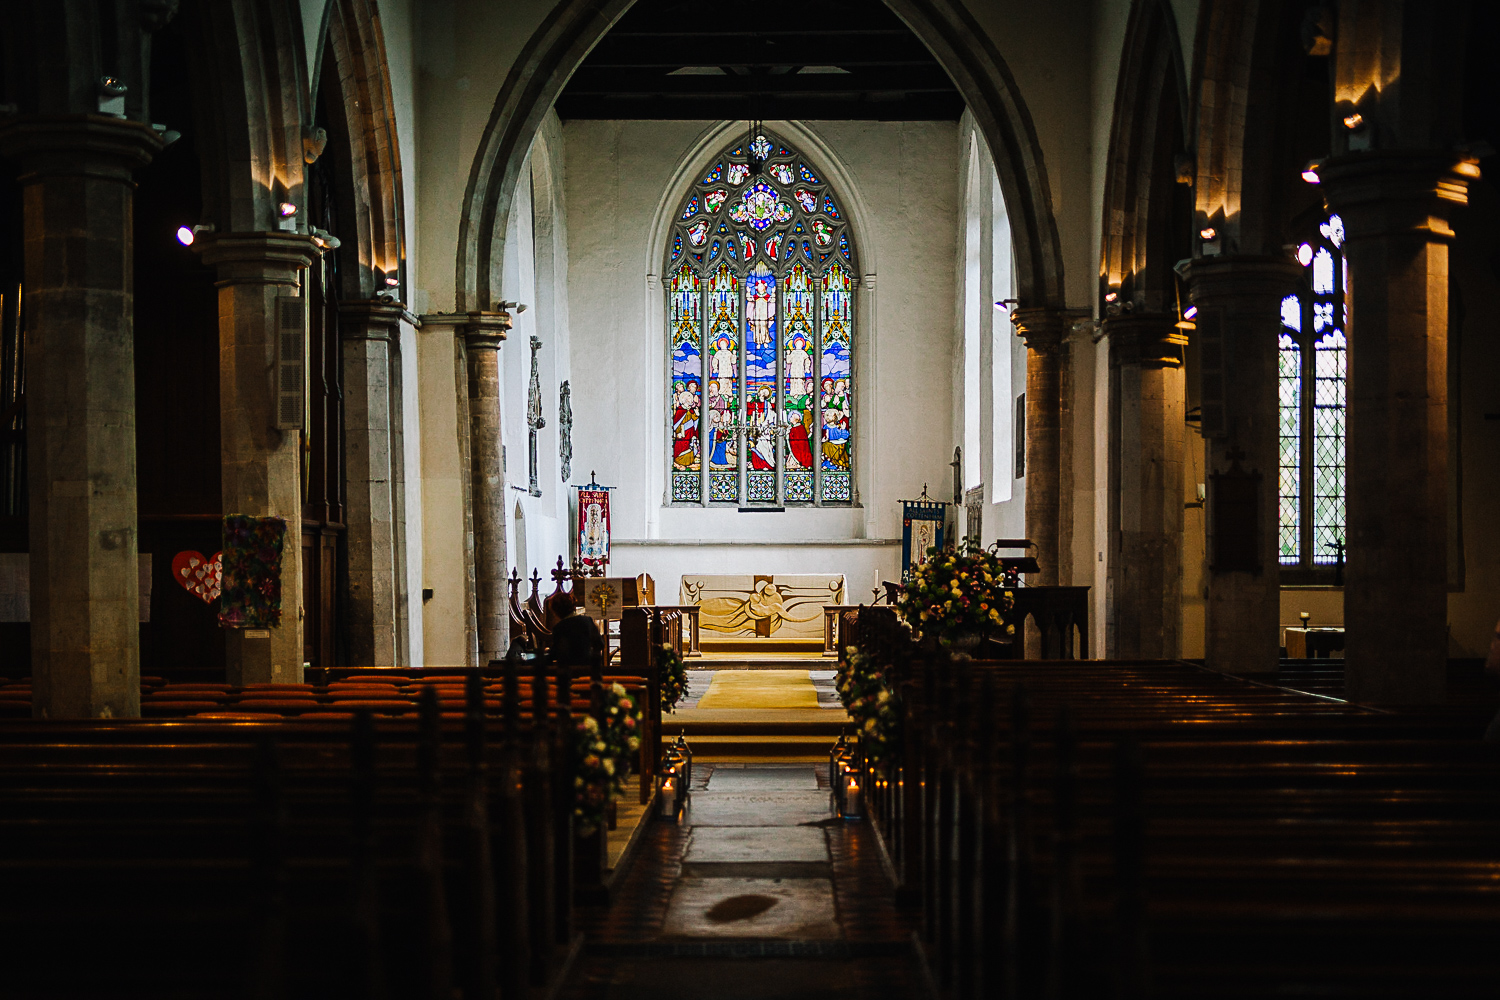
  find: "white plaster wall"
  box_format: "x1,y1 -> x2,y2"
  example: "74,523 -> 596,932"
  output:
562,119 -> 957,591
377,0 -> 425,666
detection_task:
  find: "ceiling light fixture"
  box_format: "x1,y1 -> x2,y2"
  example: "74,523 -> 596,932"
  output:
1301,159 -> 1323,184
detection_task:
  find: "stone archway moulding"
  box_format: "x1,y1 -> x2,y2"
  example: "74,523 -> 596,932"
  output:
455,0 -> 1067,313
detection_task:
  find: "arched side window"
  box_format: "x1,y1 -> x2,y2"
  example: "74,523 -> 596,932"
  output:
1278,213 -> 1347,579
667,130 -> 856,507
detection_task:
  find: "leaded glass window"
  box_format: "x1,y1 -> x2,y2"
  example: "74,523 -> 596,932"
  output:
667,130 -> 857,506
1278,214 -> 1347,576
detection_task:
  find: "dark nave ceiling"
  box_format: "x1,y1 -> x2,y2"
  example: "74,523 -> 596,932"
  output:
555,0 -> 965,121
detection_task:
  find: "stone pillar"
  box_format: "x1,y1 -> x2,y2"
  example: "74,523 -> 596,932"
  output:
0,117 -> 160,718
197,233 -> 318,686
339,299 -> 403,667
1104,314 -> 1187,659
462,312 -> 513,664
1322,153 -> 1475,703
1186,257 -> 1302,674
1011,307 -> 1066,585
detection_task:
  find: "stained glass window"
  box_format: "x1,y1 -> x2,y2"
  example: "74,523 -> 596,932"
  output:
666,130 -> 857,506
1278,215 -> 1347,576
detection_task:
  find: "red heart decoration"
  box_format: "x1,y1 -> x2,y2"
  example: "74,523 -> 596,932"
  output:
171,550 -> 223,604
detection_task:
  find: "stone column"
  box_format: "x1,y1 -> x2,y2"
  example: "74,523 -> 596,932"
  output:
463,312 -> 513,664
0,117 -> 160,718
1103,313 -> 1188,658
197,233 -> 318,686
1322,153 -> 1475,704
1186,257 -> 1302,674
1011,307 -> 1066,585
339,299 -> 403,667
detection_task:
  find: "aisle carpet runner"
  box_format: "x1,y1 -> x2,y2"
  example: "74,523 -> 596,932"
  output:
694,670 -> 821,710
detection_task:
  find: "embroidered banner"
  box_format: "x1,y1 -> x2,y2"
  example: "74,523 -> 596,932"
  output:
219,515 -> 287,628
901,500 -> 947,584
577,488 -> 611,572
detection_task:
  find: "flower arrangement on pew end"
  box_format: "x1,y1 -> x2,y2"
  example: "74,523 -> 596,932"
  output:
573,682 -> 641,837
836,646 -> 901,765
658,642 -> 688,714
895,539 -> 1017,652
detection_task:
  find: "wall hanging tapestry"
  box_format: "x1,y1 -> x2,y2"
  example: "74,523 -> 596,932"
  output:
219,515 -> 286,628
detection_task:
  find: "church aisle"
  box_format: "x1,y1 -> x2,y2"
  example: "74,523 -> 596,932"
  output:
558,761 -> 923,999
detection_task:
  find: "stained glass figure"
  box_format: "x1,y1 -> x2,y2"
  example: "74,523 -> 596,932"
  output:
745,263 -> 778,501
670,265 -> 704,502
666,129 -> 855,506
1278,216 -> 1347,576
783,262 -> 816,502
706,263 -> 740,496
820,262 -> 853,501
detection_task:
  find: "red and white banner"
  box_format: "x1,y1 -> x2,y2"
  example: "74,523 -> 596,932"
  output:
577,488 -> 611,572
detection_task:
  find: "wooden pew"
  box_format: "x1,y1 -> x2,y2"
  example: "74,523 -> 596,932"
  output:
839,618 -> 1500,998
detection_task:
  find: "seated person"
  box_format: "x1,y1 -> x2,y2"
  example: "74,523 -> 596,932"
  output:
547,591 -> 604,668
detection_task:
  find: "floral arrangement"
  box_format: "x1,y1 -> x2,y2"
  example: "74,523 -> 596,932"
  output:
894,539 -> 1016,648
836,646 -> 901,764
573,682 -> 642,836
658,642 -> 688,714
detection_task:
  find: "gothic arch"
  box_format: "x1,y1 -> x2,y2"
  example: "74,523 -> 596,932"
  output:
177,0 -> 310,234
317,0 -> 406,298
1100,0 -> 1190,312
454,0 -> 1065,313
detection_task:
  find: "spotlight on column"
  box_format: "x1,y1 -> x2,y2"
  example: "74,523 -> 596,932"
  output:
278,202 -> 297,218
1342,113 -> 1364,130
1301,159 -> 1323,184
385,274 -> 399,287
1297,243 -> 1314,266
1104,291 -> 1118,303
176,223 -> 215,246
1199,227 -> 1217,241
1183,306 -> 1198,320
993,298 -> 1017,312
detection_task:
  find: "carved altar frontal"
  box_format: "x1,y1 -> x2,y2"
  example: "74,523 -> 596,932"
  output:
680,574 -> 846,639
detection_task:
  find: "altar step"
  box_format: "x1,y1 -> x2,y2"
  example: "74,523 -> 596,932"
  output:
660,707 -> 850,759
689,654 -> 835,670
698,638 -> 825,655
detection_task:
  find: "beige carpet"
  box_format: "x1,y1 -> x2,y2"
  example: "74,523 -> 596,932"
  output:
694,670 -> 820,710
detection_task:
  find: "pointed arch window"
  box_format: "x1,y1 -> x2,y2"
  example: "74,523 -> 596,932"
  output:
667,130 -> 856,506
1278,214 -> 1347,578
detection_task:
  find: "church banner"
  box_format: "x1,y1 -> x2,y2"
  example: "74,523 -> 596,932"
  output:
577,488 -> 611,572
901,499 -> 947,584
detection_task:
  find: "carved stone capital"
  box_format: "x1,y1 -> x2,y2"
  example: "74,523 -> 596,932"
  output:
0,114 -> 162,181
1184,255 -> 1302,307
1320,150 -> 1478,242
1101,313 -> 1187,369
461,311 -> 513,351
1010,305 -> 1067,353
338,299 -> 406,342
194,232 -> 320,286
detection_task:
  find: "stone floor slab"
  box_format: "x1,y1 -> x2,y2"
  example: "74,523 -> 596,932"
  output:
687,791 -> 832,827
707,766 -> 819,791
684,825 -> 829,863
660,876 -> 840,939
